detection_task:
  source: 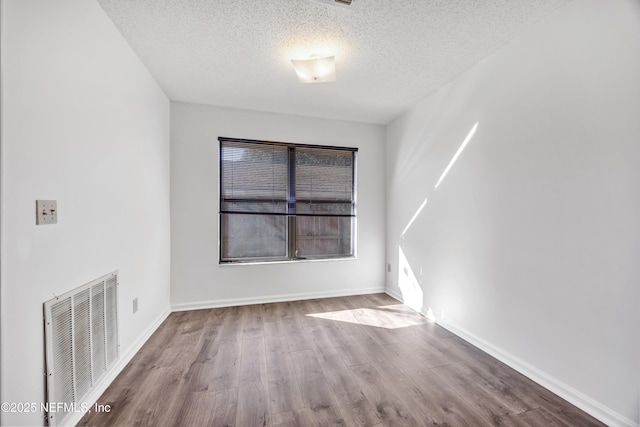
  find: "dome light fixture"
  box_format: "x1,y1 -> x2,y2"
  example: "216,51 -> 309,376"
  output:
290,55 -> 336,83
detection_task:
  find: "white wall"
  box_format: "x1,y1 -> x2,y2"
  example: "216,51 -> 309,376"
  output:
385,0 -> 640,425
171,102 -> 385,309
0,1 -> 171,425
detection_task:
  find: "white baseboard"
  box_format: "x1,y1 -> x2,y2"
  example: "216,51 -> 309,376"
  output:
384,287 -> 403,303
171,287 -> 386,312
437,319 -> 637,427
64,307 -> 171,427
384,288 -> 637,427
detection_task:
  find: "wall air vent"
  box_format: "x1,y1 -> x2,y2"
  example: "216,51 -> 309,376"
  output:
43,272 -> 119,426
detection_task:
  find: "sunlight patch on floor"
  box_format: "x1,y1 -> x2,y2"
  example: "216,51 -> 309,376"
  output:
306,306 -> 427,329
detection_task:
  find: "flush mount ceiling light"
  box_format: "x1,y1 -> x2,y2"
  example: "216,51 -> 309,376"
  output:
291,55 -> 336,83
309,0 -> 354,8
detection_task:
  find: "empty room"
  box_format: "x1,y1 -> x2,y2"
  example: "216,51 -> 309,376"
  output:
1,0 -> 638,426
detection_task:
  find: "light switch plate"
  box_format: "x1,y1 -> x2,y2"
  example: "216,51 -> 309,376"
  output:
36,200 -> 57,225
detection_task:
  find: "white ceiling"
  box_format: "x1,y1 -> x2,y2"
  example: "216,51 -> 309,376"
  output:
97,0 -> 571,124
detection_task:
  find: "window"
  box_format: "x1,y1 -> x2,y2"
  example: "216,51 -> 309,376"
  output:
219,137 -> 357,263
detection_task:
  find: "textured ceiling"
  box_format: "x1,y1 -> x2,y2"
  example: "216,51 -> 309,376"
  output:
98,0 -> 571,124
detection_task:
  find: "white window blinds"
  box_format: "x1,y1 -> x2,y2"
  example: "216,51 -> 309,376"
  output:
219,138 -> 357,262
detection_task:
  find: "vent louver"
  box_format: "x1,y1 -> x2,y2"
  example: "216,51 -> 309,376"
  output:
44,272 -> 119,426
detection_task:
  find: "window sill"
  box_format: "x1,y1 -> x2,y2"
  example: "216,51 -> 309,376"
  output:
218,256 -> 357,267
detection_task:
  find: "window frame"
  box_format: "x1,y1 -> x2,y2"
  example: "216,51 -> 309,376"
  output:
218,137 -> 357,264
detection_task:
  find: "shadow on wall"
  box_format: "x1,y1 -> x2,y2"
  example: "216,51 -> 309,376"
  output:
397,122 -> 479,318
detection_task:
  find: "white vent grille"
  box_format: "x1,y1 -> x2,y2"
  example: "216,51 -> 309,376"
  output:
44,272 -> 119,426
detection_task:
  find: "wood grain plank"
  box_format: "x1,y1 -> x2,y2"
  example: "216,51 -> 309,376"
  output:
211,339 -> 241,391
481,362 -> 605,427
194,323 -> 224,363
349,363 -> 420,427
282,317 -> 312,352
436,335 -> 503,371
241,304 -> 265,339
379,343 -> 491,427
220,305 -> 243,344
517,407 -> 570,427
350,308 -> 402,345
349,331 -> 488,426
111,366 -> 187,427
175,388 -> 238,427
401,316 -> 456,341
297,299 -> 331,330
264,320 -> 287,338
382,336 -> 451,369
237,336 -> 270,427
261,302 -> 279,323
435,340 -> 535,418
311,298 -> 370,337
272,301 -> 296,320
309,322 -> 373,367
237,382 -> 271,427
432,362 -> 522,424
290,349 -> 346,426
271,408 -> 316,427
307,325 -> 381,426
265,334 -> 305,413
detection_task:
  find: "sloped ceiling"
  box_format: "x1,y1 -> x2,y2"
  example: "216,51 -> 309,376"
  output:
98,0 -> 571,124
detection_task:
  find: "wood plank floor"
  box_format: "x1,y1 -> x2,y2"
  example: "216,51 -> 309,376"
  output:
79,294 -> 605,427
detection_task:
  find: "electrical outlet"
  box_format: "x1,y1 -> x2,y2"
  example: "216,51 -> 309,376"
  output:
133,298 -> 138,314
36,200 -> 57,225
